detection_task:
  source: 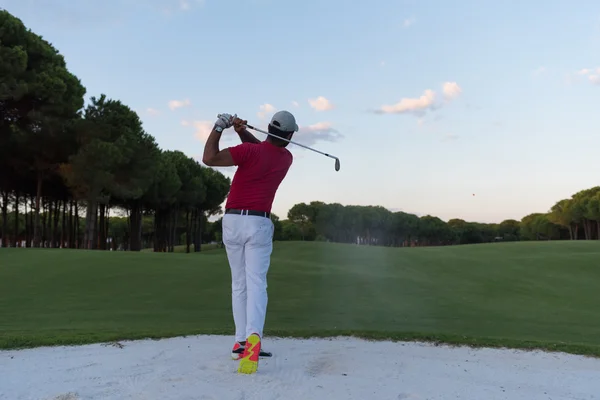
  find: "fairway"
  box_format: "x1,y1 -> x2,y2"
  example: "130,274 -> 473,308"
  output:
1,241 -> 600,356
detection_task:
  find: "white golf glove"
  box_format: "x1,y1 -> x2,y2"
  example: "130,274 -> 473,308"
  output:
215,113 -> 236,130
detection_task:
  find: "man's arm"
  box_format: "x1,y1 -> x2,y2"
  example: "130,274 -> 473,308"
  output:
236,127 -> 262,144
233,117 -> 261,144
202,114 -> 235,167
202,127 -> 235,167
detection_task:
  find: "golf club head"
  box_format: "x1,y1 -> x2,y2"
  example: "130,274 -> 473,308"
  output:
334,158 -> 340,171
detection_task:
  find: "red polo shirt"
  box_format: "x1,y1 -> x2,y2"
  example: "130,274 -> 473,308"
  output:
225,141 -> 293,213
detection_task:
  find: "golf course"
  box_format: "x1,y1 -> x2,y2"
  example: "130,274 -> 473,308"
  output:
2,240 -> 599,357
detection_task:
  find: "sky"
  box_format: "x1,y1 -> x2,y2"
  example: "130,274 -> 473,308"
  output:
2,0 -> 600,223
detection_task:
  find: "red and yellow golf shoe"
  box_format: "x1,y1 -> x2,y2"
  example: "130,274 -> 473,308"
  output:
231,341 -> 245,360
237,333 -> 261,374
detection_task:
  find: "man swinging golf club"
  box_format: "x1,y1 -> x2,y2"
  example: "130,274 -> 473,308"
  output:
202,110 -> 298,374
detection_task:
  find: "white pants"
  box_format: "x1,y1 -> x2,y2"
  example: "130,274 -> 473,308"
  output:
222,213 -> 274,342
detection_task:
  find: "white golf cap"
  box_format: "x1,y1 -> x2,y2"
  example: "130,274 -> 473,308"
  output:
269,110 -> 299,132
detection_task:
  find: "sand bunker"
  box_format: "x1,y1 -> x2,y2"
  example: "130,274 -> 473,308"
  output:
1,335 -> 599,399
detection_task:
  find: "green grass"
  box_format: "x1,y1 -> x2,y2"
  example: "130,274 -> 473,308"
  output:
1,240 -> 600,357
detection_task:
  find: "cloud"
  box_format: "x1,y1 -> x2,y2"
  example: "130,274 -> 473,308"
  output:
442,82 -> 462,100
182,120 -> 213,142
295,122 -> 343,147
376,89 -> 436,115
574,67 -> 600,85
146,108 -> 160,116
308,96 -> 334,111
374,81 -> 461,115
291,101 -> 300,107
403,17 -> 416,28
532,66 -> 546,76
257,103 -> 276,119
380,61 -> 386,67
168,99 -> 191,110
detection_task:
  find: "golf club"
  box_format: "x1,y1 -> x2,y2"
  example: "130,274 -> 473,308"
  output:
217,114 -> 341,171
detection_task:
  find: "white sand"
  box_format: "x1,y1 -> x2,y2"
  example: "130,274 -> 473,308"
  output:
1,335 -> 599,400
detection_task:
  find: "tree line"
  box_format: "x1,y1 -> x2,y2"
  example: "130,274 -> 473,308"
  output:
0,10 -> 230,251
272,201 -> 518,246
267,186 -> 600,246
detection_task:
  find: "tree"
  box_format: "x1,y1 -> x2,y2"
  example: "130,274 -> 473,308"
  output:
287,203 -> 316,241
572,187 -> 600,240
281,219 -> 303,241
389,212 -> 420,246
417,215 -> 453,246
143,150 -> 182,252
586,191 -> 600,240
520,213 -> 563,241
271,213 -> 283,241
549,199 -> 575,240
0,10 -> 86,248
195,166 -> 230,251
0,9 -> 232,252
60,95 -> 156,250
498,219 -> 520,241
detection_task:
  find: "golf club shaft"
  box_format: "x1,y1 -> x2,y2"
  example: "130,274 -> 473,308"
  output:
215,114 -> 340,170
245,124 -> 338,161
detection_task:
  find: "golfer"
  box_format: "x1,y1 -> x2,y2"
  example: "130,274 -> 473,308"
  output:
202,111 -> 298,374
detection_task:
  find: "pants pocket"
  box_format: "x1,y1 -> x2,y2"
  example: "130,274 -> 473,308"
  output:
248,217 -> 274,247
222,214 -> 239,245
